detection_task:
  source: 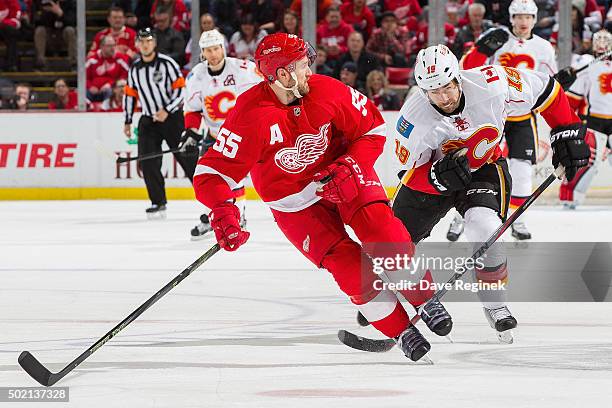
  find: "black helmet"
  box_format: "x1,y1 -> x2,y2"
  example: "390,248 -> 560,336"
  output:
137,27 -> 156,41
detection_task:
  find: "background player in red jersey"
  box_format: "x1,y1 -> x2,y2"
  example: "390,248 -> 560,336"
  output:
192,33 -> 452,362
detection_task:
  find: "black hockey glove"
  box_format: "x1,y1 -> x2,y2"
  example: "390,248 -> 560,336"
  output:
429,148 -> 472,194
553,67 -> 577,91
179,129 -> 202,155
475,27 -> 509,57
550,123 -> 590,181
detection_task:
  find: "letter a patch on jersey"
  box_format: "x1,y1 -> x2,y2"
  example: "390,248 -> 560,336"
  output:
396,115 -> 414,139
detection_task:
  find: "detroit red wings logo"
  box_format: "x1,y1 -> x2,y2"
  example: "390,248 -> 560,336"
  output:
598,72 -> 612,94
274,123 -> 330,174
498,52 -> 535,69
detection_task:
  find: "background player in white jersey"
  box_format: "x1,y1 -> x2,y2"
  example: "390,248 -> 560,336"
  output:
181,29 -> 263,239
391,44 -> 588,342
558,30 -> 612,208
452,0 -> 557,241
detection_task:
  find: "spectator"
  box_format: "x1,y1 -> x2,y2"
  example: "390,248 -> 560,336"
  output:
150,0 -> 189,32
290,0 -> 333,22
101,78 -> 126,112
89,6 -> 137,60
339,61 -> 366,94
384,0 -> 422,25
314,45 -> 335,77
551,2 -> 593,54
340,0 -> 376,41
0,0 -> 21,71
48,78 -> 77,110
533,0 -> 556,39
33,0 -> 76,70
86,35 -> 130,102
316,6 -> 354,65
574,0 -> 604,31
1,82 -> 32,110
240,0 -> 284,33
366,11 -> 409,67
475,0 -> 512,28
228,13 -> 267,60
365,69 -> 401,111
210,0 -> 239,36
153,6 -> 185,64
335,31 -> 381,84
278,9 -> 301,36
452,2 -> 494,58
125,11 -> 138,29
410,7 -> 457,57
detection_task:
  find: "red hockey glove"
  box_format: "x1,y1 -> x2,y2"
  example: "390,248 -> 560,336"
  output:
314,155 -> 364,204
209,202 -> 250,251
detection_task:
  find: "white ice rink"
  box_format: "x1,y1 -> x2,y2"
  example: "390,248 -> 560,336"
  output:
1,200 -> 612,407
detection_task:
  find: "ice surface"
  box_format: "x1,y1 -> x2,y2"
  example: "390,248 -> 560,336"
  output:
1,200 -> 611,407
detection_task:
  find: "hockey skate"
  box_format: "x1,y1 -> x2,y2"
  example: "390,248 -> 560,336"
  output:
190,214 -> 213,240
146,204 -> 167,220
396,325 -> 431,362
446,214 -> 465,242
417,297 -> 453,336
483,305 -> 517,344
511,221 -> 531,240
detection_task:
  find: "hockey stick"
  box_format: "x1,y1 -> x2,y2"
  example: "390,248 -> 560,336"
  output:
339,166 -> 565,352
18,244 -> 221,386
573,50 -> 612,75
116,147 -> 186,163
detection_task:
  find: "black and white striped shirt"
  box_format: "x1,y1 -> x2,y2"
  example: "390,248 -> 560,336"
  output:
123,52 -> 185,124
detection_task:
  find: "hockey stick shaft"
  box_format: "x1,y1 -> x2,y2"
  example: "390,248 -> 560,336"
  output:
573,50 -> 612,75
18,244 -> 221,386
116,147 -> 184,163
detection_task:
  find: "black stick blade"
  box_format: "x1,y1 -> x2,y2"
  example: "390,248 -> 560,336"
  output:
337,330 -> 396,353
18,351 -> 54,387
116,157 -> 128,163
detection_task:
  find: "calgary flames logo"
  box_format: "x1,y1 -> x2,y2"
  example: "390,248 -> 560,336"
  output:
441,125 -> 500,169
205,91 -> 236,122
274,123 -> 330,174
498,52 -> 535,69
598,72 -> 612,94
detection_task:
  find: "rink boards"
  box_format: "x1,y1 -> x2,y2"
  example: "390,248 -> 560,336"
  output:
1,112 -> 611,200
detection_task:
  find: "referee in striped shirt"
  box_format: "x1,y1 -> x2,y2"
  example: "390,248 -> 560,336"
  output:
123,28 -> 197,218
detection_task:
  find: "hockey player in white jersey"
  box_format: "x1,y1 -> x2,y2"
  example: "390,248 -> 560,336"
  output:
558,30 -> 612,208
181,29 -> 263,239
450,0 -> 558,241
390,44 -> 589,342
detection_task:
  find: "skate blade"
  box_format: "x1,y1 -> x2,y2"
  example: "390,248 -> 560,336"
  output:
421,355 -> 435,365
190,233 -> 211,241
497,330 -> 514,344
147,211 -> 167,220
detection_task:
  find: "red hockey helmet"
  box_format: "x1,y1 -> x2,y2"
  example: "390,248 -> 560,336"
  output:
255,33 -> 316,83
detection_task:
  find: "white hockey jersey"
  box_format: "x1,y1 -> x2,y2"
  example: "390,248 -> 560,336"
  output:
184,57 -> 263,137
567,59 -> 612,118
484,33 -> 557,75
393,65 -> 560,195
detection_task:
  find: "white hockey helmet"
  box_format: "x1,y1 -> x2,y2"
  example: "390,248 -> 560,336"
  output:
509,0 -> 538,18
592,29 -> 612,55
199,29 -> 225,50
414,44 -> 460,91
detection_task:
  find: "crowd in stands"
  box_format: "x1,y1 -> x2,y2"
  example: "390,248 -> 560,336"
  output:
1,0 -> 612,112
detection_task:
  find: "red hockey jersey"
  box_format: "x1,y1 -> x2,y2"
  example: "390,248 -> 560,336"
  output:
193,74 -> 387,212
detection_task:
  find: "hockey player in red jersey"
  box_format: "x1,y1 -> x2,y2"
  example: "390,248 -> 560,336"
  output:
192,33 -> 453,362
